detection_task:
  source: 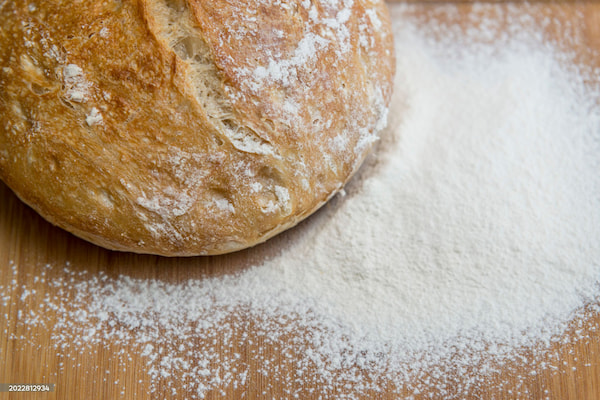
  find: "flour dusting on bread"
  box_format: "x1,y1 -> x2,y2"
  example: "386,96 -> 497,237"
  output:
0,0 -> 394,255
63,64 -> 91,103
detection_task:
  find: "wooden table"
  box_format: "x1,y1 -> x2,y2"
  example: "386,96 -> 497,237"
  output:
2,1 -> 600,399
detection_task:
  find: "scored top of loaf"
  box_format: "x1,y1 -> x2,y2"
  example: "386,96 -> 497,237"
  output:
0,0 -> 395,256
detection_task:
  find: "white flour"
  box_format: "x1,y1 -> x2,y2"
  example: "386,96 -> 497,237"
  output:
4,4 -> 600,399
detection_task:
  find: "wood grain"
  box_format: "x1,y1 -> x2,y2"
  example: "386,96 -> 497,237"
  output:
2,2 -> 600,399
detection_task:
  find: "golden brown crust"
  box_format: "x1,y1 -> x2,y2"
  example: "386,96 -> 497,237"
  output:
0,0 -> 395,256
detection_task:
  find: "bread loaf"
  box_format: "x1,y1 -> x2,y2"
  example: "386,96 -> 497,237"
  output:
0,0 -> 395,256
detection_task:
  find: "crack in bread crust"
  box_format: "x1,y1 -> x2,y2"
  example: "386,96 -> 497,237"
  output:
144,0 -> 276,156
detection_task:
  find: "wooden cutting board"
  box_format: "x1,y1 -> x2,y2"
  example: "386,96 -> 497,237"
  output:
2,2 -> 600,399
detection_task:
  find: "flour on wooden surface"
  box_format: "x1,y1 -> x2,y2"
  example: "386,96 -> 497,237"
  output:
3,4 -> 600,399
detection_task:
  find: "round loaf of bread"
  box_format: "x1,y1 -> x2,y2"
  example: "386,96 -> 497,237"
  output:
0,0 -> 395,256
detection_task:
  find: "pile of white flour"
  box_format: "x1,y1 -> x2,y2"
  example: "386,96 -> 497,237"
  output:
4,4 -> 600,399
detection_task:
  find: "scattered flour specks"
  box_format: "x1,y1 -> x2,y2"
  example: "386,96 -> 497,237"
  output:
85,107 -> 103,126
3,4 -> 600,399
62,63 -> 90,103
